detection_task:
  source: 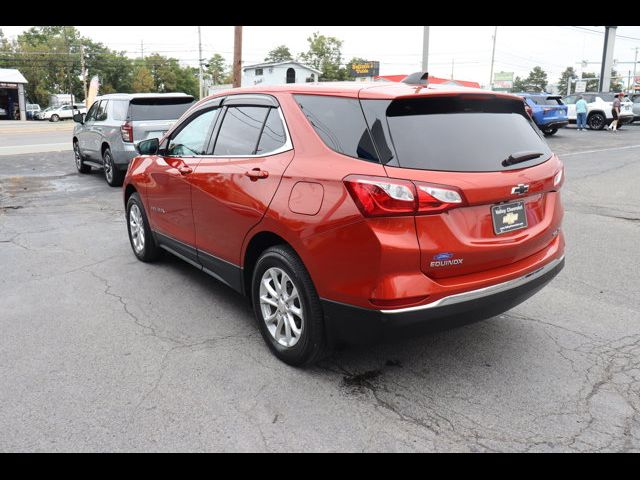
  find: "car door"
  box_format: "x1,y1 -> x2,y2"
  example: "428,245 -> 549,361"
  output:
60,104 -> 73,119
564,95 -> 577,120
145,104 -> 222,260
77,101 -> 100,158
189,95 -> 294,285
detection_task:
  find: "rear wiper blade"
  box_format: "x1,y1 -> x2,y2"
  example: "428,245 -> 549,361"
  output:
501,151 -> 544,167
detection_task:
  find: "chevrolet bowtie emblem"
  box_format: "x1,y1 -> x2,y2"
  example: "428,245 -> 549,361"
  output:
503,212 -> 519,225
511,184 -> 529,195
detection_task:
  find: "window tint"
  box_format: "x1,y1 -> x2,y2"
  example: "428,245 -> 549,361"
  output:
85,101 -> 100,121
213,106 -> 269,156
530,96 -> 563,106
256,109 -> 287,154
110,100 -> 129,121
129,97 -> 194,121
366,96 -> 551,173
294,94 -> 379,163
95,100 -> 108,121
168,108 -> 220,157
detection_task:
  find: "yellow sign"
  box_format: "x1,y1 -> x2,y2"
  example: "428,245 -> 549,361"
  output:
503,212 -> 519,225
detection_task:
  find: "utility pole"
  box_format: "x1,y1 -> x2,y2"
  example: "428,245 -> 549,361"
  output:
233,26 -> 243,88
489,26 -> 497,90
80,44 -> 87,107
198,26 -> 203,99
421,26 -> 429,72
63,27 -> 73,105
600,26 -> 617,92
633,47 -> 638,92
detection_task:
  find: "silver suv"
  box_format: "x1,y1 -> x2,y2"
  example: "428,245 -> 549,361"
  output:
72,93 -> 195,186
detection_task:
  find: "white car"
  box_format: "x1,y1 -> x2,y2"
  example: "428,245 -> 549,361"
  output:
563,92 -> 634,130
37,104 -> 87,122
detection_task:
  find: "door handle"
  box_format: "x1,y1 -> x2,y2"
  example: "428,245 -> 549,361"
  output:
178,165 -> 193,175
245,168 -> 269,180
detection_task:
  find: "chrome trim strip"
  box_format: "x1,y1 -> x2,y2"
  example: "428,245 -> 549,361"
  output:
380,255 -> 564,314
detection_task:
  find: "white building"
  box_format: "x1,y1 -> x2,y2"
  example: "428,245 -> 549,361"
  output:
242,61 -> 322,87
0,68 -> 28,121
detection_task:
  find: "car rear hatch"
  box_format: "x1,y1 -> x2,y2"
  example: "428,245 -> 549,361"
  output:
360,93 -> 564,280
534,95 -> 567,121
127,96 -> 195,141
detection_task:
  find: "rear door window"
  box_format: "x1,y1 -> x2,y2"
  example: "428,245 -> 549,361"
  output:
213,106 -> 269,156
129,97 -> 195,121
294,95 -> 379,163
363,95 -> 552,173
256,108 -> 287,154
110,100 -> 129,121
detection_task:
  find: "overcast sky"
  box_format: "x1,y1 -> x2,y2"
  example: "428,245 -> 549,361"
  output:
3,26 -> 640,86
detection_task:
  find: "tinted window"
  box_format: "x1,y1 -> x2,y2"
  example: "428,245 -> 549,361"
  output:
530,96 -> 563,106
167,108 -> 220,157
110,100 -> 129,121
294,95 -> 379,163
256,109 -> 287,154
85,101 -> 100,121
368,96 -> 551,172
95,100 -> 108,121
129,97 -> 194,121
213,106 -> 269,156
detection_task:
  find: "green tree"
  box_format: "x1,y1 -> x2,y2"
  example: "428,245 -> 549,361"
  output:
299,32 -> 347,81
206,53 -> 228,85
581,72 -> 599,91
511,76 -> 527,92
132,66 -> 155,92
510,66 -> 548,93
264,45 -> 293,63
557,66 -> 577,96
174,65 -> 199,97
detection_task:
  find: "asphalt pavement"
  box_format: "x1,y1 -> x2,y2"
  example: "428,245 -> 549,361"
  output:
1,121 -> 639,452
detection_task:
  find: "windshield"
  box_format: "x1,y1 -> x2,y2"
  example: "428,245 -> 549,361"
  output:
530,96 -> 563,106
361,95 -> 552,172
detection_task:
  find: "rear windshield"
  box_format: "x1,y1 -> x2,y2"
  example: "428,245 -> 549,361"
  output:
530,96 -> 563,105
362,96 -> 552,172
128,97 -> 195,121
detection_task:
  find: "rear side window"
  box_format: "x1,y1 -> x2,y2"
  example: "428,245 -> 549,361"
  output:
256,109 -> 287,154
213,106 -> 269,156
95,100 -> 108,121
294,95 -> 378,163
129,97 -> 195,121
363,95 -> 552,173
110,100 -> 129,121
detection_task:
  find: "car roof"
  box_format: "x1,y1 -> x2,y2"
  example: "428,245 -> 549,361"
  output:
95,92 -> 194,101
200,81 -> 519,102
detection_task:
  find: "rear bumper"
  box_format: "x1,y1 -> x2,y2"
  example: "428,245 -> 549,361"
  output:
538,120 -> 568,130
322,255 -> 565,345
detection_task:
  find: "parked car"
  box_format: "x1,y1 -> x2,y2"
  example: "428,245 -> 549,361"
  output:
0,107 -> 7,118
632,94 -> 640,122
26,103 -> 41,120
563,92 -> 634,129
36,104 -> 86,122
122,82 -> 566,366
73,93 -> 195,186
515,93 -> 568,136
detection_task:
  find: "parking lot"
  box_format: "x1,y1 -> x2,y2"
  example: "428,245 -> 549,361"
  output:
1,120 -> 639,452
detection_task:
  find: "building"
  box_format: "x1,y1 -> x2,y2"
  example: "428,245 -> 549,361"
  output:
242,61 -> 322,87
0,68 -> 28,121
374,74 -> 481,89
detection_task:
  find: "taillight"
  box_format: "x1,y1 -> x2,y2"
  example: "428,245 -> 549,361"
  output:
120,121 -> 133,143
553,167 -> 564,188
343,175 -> 466,218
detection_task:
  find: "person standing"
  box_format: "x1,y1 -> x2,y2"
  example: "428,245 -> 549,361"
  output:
608,93 -> 622,132
575,95 -> 588,131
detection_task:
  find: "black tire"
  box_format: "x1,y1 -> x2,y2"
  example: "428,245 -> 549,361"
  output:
126,192 -> 160,262
588,112 -> 606,130
543,127 -> 558,136
251,245 -> 327,367
102,147 -> 124,187
73,140 -> 91,174
50,114 -> 59,122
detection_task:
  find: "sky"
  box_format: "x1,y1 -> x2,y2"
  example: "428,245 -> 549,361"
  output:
2,25 -> 640,87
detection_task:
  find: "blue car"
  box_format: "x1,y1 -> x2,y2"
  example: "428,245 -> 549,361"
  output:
516,93 -> 568,136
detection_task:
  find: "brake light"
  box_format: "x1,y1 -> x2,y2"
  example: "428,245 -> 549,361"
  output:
553,167 -> 564,188
343,175 -> 466,217
120,121 -> 133,143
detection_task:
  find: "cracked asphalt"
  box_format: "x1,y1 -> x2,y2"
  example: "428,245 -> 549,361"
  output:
1,122 -> 639,452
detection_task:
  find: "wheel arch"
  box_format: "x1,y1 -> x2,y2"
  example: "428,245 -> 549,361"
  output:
101,142 -> 111,156
124,183 -> 138,209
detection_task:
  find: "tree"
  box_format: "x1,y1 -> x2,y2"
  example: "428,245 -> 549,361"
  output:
557,67 -> 577,96
581,72 -> 599,91
344,57 -> 370,80
512,76 -> 527,92
132,66 -> 154,92
207,53 -> 228,85
264,45 -> 293,63
510,66 -> 548,93
610,68 -> 624,92
299,32 -> 347,81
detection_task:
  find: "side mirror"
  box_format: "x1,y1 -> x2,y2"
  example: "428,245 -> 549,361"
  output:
135,137 -> 160,155
73,113 -> 84,124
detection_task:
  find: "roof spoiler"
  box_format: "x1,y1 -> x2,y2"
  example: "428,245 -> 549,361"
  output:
401,71 -> 429,85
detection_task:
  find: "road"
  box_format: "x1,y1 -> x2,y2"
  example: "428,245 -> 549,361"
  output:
1,122 -> 639,452
0,121 -> 74,155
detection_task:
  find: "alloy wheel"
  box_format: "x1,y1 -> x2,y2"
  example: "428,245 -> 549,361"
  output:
104,152 -> 113,183
73,143 -> 81,169
259,267 -> 304,348
129,204 -> 145,253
